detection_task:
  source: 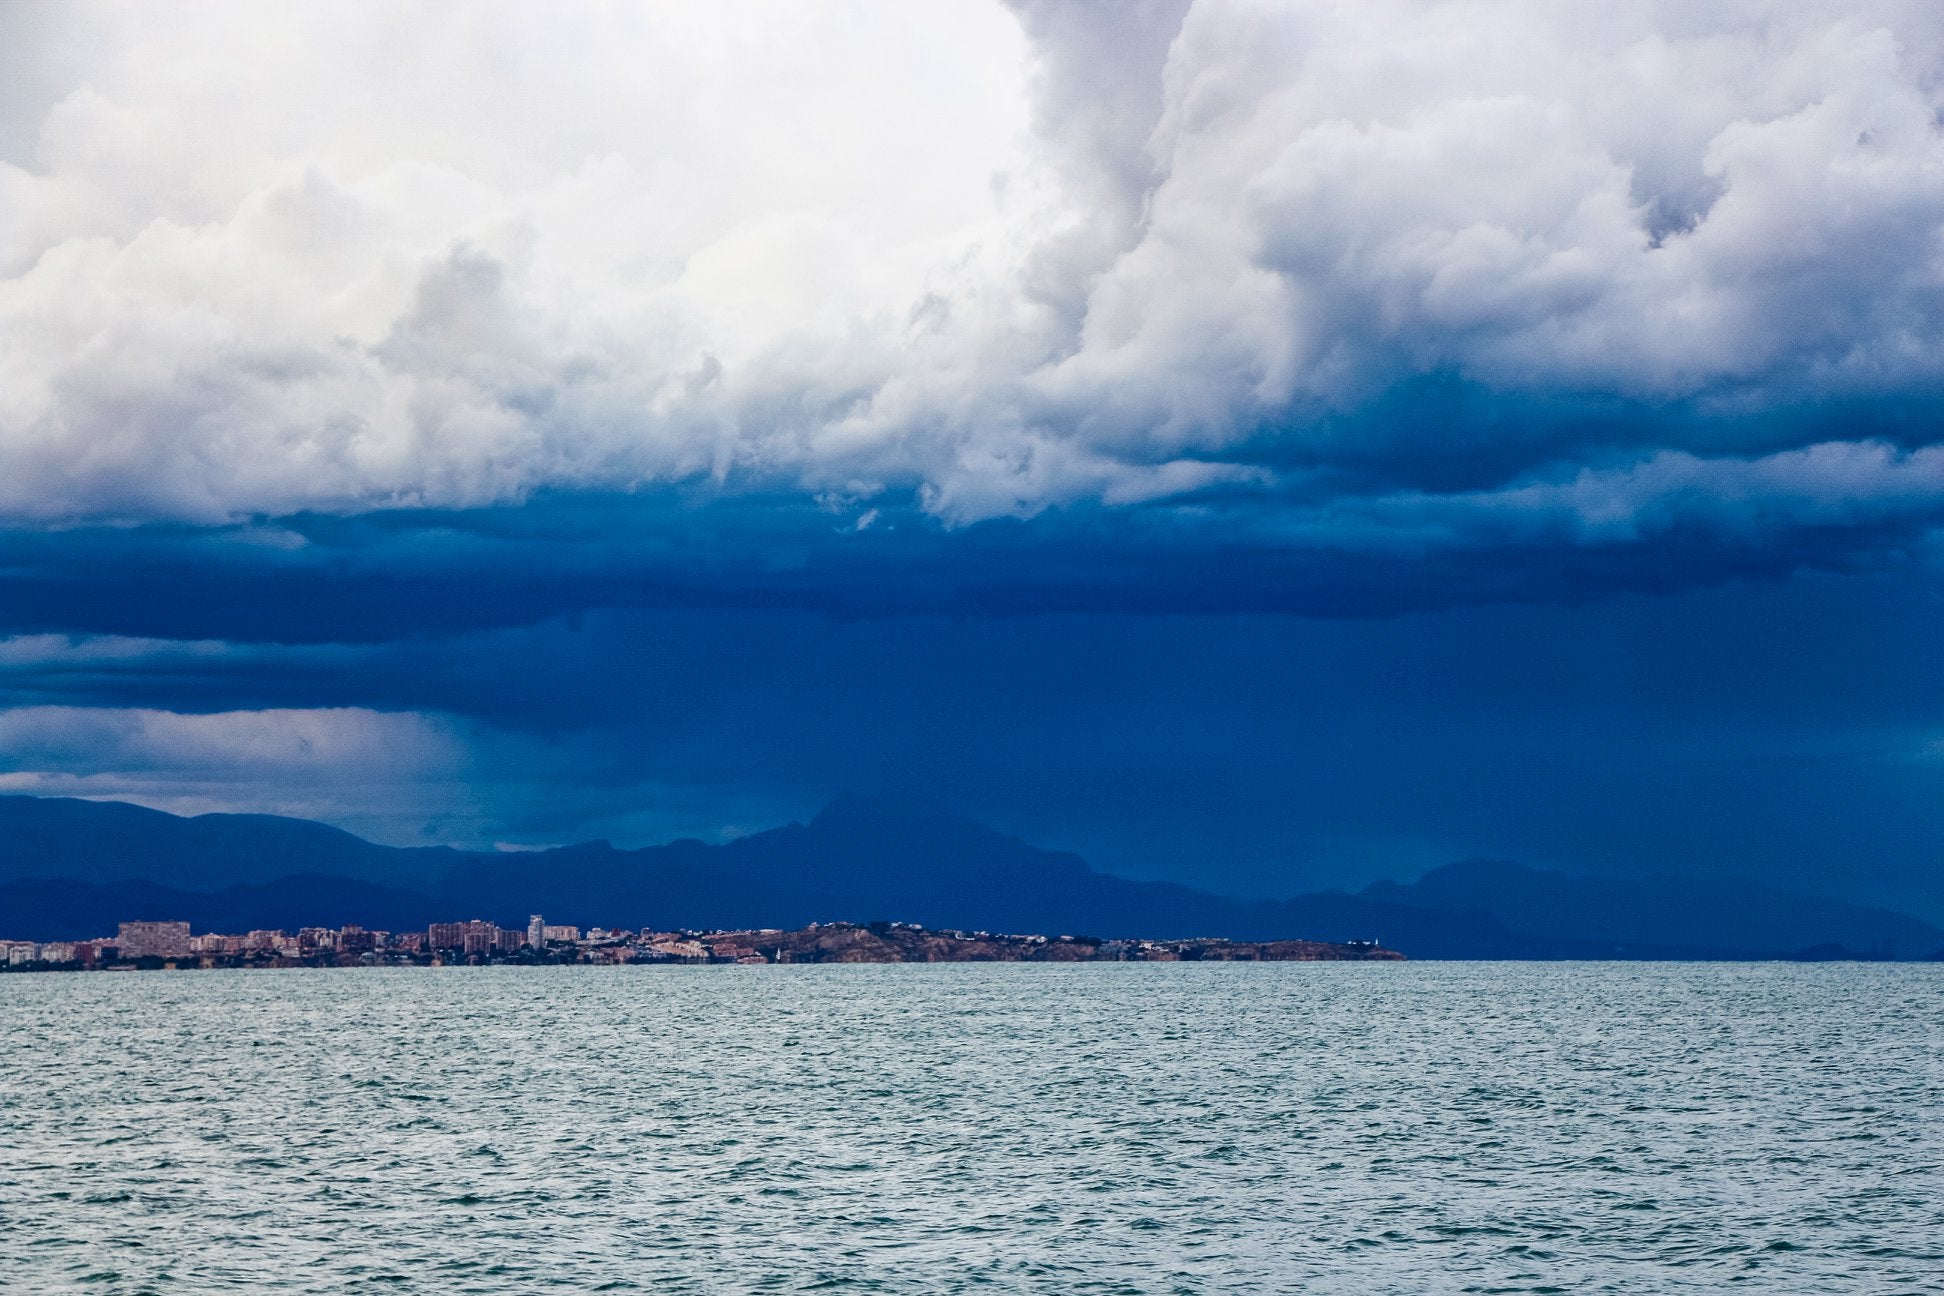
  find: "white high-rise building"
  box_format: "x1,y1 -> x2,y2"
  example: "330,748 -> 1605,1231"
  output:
528,914 -> 545,948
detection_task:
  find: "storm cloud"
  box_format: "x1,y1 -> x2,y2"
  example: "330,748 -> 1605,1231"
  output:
6,3 -> 1944,912
2,1 -> 1942,549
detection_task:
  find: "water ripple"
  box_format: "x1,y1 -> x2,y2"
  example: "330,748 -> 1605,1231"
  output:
1,962 -> 1940,1293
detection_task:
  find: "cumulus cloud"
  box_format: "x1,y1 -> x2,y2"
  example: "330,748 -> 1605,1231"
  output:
1,0 -> 1943,554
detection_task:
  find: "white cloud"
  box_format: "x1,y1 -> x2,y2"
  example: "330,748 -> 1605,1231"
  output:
2,1 -> 1943,529
1271,439 -> 1944,554
0,634 -> 230,666
0,705 -> 471,828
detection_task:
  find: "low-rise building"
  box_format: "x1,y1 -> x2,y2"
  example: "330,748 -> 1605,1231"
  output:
117,920 -> 191,959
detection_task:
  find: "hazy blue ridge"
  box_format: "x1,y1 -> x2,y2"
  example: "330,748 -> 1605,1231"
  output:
0,794 -> 458,892
1363,860 -> 1944,962
2,792 -> 1940,958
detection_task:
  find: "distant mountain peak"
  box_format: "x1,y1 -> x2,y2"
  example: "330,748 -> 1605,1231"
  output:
3,792 -> 1941,958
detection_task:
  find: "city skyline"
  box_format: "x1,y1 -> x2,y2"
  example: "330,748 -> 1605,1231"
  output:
1,913 -> 1396,969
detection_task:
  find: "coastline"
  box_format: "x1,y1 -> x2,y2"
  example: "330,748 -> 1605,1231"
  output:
0,919 -> 1403,972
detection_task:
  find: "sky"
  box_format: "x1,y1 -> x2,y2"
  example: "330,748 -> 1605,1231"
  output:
4,0 -> 1944,919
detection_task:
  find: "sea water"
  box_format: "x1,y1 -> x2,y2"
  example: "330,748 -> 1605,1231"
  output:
1,962 -> 1938,1293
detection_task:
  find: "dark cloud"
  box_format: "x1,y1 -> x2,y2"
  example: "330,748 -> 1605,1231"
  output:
6,452 -> 1944,654
8,562 -> 1944,923
6,3 -> 1944,925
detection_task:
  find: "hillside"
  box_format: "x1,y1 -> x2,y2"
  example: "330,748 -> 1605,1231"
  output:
3,793 -> 1939,958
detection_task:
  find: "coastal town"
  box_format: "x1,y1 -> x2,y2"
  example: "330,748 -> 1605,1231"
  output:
0,915 -> 1401,970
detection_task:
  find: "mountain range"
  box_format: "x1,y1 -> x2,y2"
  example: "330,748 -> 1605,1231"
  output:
1,793 -> 1939,959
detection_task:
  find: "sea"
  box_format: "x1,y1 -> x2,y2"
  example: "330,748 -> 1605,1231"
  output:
1,962 -> 1938,1294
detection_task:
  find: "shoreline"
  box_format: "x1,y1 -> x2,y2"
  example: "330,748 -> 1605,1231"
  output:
0,919 -> 1403,971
